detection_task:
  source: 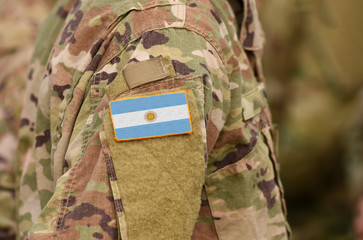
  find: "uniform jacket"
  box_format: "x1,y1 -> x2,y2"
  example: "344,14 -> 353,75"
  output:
16,0 -> 290,239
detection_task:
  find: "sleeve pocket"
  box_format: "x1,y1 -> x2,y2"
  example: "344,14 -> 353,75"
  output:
101,77 -> 206,240
204,83 -> 290,239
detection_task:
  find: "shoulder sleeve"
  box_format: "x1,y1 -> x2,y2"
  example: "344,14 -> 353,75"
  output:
98,27 -> 229,240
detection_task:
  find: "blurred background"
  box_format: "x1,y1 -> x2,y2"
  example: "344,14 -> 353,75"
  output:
259,0 -> 363,239
0,0 -> 55,239
0,0 -> 362,239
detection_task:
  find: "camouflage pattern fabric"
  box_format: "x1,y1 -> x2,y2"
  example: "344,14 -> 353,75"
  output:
16,0 -> 290,239
0,0 -> 54,239
259,0 -> 363,239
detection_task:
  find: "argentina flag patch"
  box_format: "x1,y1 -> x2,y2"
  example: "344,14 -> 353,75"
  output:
109,91 -> 193,141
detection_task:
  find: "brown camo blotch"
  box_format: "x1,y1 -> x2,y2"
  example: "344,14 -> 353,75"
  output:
68,7 -> 116,56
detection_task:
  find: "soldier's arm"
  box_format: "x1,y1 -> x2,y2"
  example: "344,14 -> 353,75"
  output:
97,26 -> 229,240
17,1 -> 289,239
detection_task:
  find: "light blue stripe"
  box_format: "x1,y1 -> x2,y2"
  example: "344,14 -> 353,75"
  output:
115,119 -> 191,140
110,92 -> 187,115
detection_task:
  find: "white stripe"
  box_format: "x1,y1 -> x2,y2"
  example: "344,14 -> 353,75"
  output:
112,104 -> 189,129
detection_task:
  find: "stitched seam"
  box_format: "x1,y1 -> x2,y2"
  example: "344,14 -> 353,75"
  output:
101,128 -> 128,239
51,160 -> 81,239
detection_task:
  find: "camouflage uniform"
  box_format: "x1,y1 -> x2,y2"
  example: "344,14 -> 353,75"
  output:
17,0 -> 289,239
0,0 -> 54,239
